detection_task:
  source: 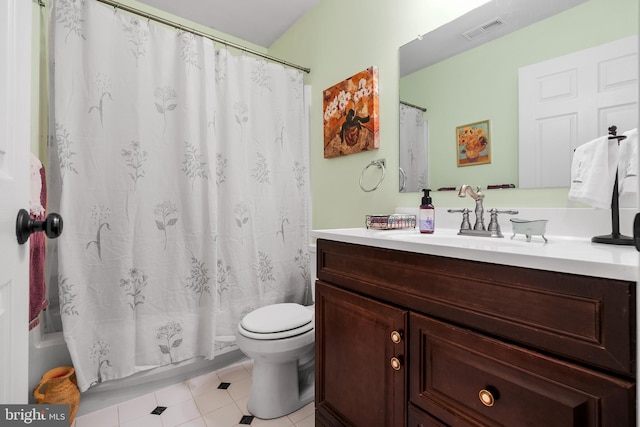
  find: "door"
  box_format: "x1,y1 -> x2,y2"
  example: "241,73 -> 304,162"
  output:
0,0 -> 33,404
519,35 -> 638,188
315,282 -> 407,427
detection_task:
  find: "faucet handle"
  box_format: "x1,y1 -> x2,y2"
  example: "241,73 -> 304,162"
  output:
487,209 -> 519,237
447,208 -> 472,230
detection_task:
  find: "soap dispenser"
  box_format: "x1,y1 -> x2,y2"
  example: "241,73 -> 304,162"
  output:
419,188 -> 435,234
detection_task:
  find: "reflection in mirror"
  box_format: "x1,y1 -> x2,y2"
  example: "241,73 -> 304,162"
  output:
399,0 -> 638,193
399,101 -> 428,192
518,35 -> 638,188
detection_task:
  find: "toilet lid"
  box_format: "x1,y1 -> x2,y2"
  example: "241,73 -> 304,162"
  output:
240,303 -> 313,336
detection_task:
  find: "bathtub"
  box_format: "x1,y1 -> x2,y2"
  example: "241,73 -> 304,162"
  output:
29,322 -> 245,417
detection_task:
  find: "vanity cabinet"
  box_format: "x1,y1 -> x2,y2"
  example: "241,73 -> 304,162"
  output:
314,239 -> 635,426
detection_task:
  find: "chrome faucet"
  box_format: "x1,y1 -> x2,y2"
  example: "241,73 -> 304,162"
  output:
448,185 -> 519,237
458,185 -> 485,231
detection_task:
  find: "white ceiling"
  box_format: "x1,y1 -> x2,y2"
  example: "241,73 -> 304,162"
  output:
134,0 -> 320,48
400,0 -> 588,77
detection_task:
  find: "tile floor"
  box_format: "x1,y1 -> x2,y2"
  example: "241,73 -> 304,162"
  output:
71,359 -> 315,427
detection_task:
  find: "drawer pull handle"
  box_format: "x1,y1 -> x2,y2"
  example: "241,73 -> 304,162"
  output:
390,330 -> 403,343
390,357 -> 402,371
478,387 -> 499,407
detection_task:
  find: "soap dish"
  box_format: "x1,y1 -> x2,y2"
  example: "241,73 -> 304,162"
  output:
366,214 -> 416,230
509,218 -> 549,242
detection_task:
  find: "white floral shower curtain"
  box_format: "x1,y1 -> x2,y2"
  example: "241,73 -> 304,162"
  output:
48,0 -> 309,392
399,103 -> 428,192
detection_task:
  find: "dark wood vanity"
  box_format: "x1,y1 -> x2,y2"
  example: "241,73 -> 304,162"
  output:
314,239 -> 635,426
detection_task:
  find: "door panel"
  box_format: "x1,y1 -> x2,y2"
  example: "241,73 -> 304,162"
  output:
315,281 -> 407,426
0,0 -> 32,404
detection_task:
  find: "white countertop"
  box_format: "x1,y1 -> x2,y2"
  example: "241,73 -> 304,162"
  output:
312,227 -> 639,282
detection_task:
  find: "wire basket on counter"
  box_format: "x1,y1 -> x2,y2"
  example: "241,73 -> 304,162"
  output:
365,214 -> 416,230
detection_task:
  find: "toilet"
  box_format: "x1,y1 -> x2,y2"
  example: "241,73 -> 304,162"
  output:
235,245 -> 316,419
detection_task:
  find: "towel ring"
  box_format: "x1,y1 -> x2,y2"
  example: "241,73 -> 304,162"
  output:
359,159 -> 386,192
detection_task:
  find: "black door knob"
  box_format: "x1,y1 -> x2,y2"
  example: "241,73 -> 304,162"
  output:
16,208 -> 63,245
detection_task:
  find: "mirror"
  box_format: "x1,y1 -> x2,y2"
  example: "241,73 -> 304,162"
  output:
399,0 -> 638,192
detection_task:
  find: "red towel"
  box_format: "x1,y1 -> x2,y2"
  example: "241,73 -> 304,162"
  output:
29,162 -> 48,330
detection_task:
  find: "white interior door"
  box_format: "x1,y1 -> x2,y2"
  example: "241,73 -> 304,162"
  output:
519,36 -> 638,188
0,0 -> 32,404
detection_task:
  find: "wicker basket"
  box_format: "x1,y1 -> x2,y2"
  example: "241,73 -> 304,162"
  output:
34,366 -> 80,425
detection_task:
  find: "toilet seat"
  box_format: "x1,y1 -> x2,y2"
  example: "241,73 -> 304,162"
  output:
239,303 -> 314,340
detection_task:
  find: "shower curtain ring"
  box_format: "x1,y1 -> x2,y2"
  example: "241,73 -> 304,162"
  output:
359,159 -> 386,192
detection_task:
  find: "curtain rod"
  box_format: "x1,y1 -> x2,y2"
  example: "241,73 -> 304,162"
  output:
400,101 -> 426,112
88,0 -> 310,74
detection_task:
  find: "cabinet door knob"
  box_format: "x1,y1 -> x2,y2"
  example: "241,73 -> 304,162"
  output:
478,386 -> 499,407
390,356 -> 402,371
390,330 -> 403,343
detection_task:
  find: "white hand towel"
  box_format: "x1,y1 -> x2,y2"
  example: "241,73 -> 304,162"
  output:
30,153 -> 45,216
617,128 -> 638,195
568,135 -> 618,209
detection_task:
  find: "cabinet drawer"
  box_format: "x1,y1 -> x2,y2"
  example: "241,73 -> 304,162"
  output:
317,239 -> 634,375
408,404 -> 448,427
409,313 -> 634,427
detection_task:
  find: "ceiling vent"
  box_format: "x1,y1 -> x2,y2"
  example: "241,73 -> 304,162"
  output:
462,18 -> 504,40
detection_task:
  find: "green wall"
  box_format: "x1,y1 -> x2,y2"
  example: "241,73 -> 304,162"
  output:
401,0 -> 638,192
269,0 -> 492,229
270,0 -> 639,230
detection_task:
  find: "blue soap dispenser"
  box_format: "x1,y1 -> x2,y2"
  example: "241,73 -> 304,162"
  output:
419,188 -> 435,234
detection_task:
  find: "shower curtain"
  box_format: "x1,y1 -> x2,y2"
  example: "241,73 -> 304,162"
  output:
48,0 -> 309,392
399,103 -> 428,191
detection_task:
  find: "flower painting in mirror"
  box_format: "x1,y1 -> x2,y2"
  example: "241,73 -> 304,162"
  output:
323,66 -> 380,158
456,120 -> 491,167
